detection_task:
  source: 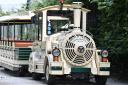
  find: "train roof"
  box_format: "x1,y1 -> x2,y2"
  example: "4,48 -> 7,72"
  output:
0,11 -> 34,23
34,4 -> 90,13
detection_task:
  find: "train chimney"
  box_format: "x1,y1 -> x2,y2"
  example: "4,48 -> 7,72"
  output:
72,2 -> 83,31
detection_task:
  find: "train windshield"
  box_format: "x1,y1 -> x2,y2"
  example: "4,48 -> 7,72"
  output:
47,10 -> 73,35
47,16 -> 69,35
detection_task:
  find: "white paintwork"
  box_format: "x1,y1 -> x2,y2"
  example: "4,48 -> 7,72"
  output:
0,11 -> 34,22
99,62 -> 110,67
0,48 -> 30,71
74,7 -> 81,28
98,71 -> 110,76
29,52 -> 44,73
82,11 -> 87,33
49,62 -> 63,75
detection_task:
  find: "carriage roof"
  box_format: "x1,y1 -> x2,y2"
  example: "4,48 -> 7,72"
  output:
0,11 -> 34,23
34,4 -> 90,13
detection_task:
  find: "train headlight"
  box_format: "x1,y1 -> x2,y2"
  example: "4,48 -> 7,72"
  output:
101,50 -> 108,57
52,48 -> 61,57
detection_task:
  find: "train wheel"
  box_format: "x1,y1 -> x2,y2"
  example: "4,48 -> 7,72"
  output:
14,71 -> 25,77
95,76 -> 107,85
18,68 -> 26,77
45,64 -> 55,85
4,68 -> 10,71
32,73 -> 42,80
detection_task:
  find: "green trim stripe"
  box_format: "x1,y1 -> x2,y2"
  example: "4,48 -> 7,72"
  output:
15,48 -> 32,60
51,66 -> 62,70
71,68 -> 91,73
100,67 -> 110,71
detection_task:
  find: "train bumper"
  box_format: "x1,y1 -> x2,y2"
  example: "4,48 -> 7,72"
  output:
49,62 -> 63,75
98,62 -> 110,76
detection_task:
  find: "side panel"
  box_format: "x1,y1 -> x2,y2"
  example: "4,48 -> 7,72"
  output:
0,41 -> 32,71
28,52 -> 45,74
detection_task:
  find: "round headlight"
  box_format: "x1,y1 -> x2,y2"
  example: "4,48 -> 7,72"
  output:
52,48 -> 60,57
101,50 -> 108,57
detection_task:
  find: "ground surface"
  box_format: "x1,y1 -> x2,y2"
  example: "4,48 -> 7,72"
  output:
0,67 -> 128,85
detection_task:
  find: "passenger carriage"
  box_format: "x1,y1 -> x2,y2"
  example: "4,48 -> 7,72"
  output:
0,11 -> 36,76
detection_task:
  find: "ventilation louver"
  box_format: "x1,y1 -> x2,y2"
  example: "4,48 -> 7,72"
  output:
62,33 -> 96,66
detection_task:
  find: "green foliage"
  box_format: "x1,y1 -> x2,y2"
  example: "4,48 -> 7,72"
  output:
94,0 -> 128,78
30,0 -> 91,10
0,6 -> 10,16
30,0 -> 60,10
97,0 -> 128,54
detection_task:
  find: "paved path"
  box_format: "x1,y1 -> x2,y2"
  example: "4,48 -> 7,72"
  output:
0,67 -> 128,85
0,68 -> 45,85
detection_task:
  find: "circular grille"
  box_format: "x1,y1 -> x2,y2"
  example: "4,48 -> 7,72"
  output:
62,33 -> 96,66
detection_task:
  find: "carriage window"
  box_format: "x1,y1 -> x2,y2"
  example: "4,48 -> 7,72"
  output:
15,24 -> 36,41
15,25 -> 21,40
8,25 -> 14,40
22,24 -> 32,40
1,26 -> 4,40
4,26 -> 8,40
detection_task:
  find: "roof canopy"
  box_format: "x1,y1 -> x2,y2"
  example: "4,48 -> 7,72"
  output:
34,4 -> 90,13
0,11 -> 34,23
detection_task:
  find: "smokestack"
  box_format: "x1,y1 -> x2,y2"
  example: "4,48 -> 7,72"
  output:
72,2 -> 83,30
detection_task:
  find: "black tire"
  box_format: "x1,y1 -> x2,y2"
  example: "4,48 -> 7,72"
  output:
95,76 -> 107,85
17,66 -> 28,77
14,71 -> 25,77
18,72 -> 25,77
32,73 -> 42,80
18,68 -> 26,77
4,68 -> 10,71
45,64 -> 55,85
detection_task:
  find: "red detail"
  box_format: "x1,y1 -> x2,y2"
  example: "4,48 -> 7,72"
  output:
15,41 -> 32,47
60,0 -> 64,3
101,57 -> 108,62
53,56 -> 59,61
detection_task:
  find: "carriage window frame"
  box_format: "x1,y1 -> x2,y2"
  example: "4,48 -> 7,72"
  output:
32,12 -> 43,41
38,12 -> 43,41
0,25 -> 4,40
0,25 -> 1,40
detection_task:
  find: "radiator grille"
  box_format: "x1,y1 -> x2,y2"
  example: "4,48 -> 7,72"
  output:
62,33 -> 96,66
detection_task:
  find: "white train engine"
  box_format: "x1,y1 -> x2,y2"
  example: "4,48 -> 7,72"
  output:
28,2 -> 110,85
